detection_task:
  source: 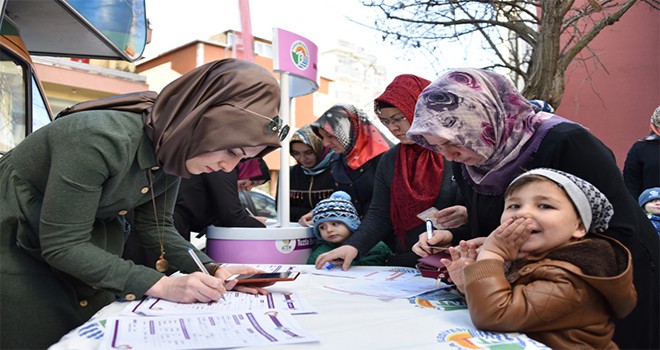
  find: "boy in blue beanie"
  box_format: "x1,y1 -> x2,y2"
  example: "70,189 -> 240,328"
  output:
639,187 -> 660,235
307,191 -> 392,266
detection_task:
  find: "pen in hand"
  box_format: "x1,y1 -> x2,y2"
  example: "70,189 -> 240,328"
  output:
426,218 -> 434,241
187,248 -> 226,301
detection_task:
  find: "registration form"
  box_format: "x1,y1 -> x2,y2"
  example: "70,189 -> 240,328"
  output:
100,309 -> 318,350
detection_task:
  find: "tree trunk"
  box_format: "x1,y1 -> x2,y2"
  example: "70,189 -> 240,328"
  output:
522,0 -> 565,107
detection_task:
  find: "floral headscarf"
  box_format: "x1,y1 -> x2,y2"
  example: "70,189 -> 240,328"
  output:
408,68 -> 559,194
290,125 -> 333,176
374,74 -> 444,241
311,104 -> 391,170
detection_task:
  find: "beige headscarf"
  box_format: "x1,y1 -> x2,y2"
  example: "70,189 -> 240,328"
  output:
57,59 -> 284,178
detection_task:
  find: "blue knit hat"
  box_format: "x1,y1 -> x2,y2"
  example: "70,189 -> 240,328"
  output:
312,191 -> 361,239
530,100 -> 555,113
639,187 -> 660,208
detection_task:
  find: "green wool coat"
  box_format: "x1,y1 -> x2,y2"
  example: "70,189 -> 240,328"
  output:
0,110 -> 213,349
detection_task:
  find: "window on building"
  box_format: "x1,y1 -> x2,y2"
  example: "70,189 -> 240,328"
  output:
254,42 -> 272,58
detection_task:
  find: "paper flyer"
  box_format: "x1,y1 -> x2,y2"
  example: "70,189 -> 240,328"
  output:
100,309 -> 318,350
121,292 -> 315,316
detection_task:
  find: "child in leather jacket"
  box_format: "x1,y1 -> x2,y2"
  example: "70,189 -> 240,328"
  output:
443,168 -> 636,349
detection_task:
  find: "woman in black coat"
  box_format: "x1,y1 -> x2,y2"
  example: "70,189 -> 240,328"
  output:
314,75 -> 467,268
287,125 -> 335,222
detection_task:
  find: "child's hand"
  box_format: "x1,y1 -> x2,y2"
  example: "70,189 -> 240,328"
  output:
478,217 -> 533,262
440,240 -> 477,293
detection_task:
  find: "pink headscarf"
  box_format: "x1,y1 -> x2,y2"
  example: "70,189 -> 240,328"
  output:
408,68 -> 557,194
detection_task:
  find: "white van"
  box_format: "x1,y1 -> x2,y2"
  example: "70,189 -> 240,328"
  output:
0,0 -> 148,155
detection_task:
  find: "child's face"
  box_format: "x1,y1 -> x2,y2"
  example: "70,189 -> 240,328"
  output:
317,220 -> 351,244
644,199 -> 660,215
502,179 -> 586,255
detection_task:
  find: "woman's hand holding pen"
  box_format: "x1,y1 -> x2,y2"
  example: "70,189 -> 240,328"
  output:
412,228 -> 453,257
315,245 -> 358,271
146,274 -> 234,303
145,266 -> 271,303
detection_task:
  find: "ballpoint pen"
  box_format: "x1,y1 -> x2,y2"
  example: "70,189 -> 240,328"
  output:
426,218 -> 434,240
188,248 -> 226,301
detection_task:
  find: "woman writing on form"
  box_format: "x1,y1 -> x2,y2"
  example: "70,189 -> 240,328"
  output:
0,59 -> 287,349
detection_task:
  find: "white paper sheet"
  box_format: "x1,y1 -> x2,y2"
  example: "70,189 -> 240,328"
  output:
99,309 -> 318,350
309,265 -> 420,281
320,275 -> 442,299
120,292 -> 315,316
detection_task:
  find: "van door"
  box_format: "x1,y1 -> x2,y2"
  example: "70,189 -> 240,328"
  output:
0,19 -> 51,155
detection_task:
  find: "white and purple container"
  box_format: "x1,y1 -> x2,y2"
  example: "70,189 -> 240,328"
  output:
205,225 -> 316,264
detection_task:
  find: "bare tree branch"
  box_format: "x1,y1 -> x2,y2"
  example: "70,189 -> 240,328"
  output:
358,0 -> 656,106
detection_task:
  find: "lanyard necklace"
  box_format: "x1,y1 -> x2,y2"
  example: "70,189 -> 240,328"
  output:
148,169 -> 169,272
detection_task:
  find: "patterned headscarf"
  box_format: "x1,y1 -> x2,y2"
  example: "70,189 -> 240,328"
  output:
374,74 -> 445,241
57,59 -> 285,178
651,105 -> 660,127
290,125 -> 333,176
510,168 -> 614,233
311,104 -> 391,170
408,68 -> 556,194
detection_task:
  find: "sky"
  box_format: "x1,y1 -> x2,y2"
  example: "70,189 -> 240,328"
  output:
142,0 -> 482,81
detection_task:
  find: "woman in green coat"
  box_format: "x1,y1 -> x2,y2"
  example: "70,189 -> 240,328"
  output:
0,59 -> 289,349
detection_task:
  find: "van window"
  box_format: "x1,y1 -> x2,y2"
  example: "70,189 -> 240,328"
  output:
0,48 -> 51,154
31,76 -> 50,131
0,47 -> 27,153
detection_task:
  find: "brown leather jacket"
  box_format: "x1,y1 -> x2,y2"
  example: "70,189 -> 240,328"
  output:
463,234 -> 636,349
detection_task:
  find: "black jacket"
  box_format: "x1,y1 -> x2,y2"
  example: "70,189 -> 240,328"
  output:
345,145 -> 463,267
287,164 -> 335,222
174,169 -> 264,240
329,153 -> 383,217
623,133 -> 660,199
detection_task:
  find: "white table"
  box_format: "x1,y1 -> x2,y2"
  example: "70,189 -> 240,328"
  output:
50,265 -> 547,350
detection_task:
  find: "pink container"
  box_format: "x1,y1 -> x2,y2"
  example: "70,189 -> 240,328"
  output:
205,226 -> 316,264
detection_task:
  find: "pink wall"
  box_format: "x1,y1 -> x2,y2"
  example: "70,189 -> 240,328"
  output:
555,2 -> 659,169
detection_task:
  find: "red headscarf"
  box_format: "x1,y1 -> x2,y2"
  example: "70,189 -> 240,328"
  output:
374,74 -> 444,243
